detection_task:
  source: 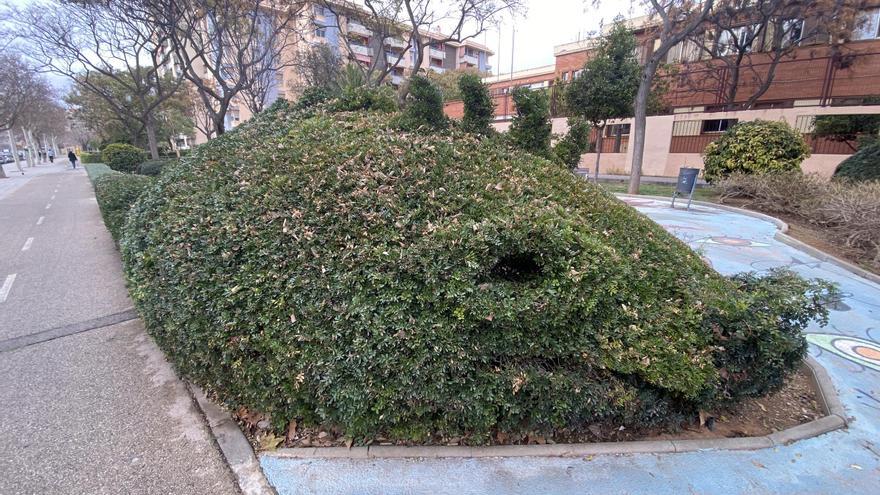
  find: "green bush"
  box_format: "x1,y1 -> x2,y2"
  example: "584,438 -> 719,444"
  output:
552,117 -> 591,168
137,159 -> 176,177
399,76 -> 447,130
330,86 -> 397,113
834,141 -> 880,182
84,163 -> 114,184
94,172 -> 153,242
459,73 -> 494,135
101,143 -> 147,173
121,107 -> 834,443
508,87 -> 551,157
80,152 -> 102,164
703,120 -> 810,182
293,86 -> 333,111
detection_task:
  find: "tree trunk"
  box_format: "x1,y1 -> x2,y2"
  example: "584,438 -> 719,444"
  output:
8,130 -> 22,175
22,127 -> 34,168
594,125 -> 605,183
628,61 -> 658,195
145,119 -> 160,159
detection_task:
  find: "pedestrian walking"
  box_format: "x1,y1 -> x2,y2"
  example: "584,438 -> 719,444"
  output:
47,149 -> 55,163
67,150 -> 78,169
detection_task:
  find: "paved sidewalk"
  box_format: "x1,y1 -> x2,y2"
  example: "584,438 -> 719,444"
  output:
0,167 -> 239,494
1,161 -> 73,201
260,197 -> 880,494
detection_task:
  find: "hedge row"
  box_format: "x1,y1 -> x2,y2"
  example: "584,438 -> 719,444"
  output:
119,100 -> 835,443
80,152 -> 103,164
88,166 -> 154,242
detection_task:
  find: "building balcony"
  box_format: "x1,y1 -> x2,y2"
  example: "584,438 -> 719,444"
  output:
391,74 -> 403,86
348,21 -> 371,37
460,54 -> 479,66
428,66 -> 445,73
350,44 -> 372,57
386,52 -> 408,66
386,37 -> 408,49
429,47 -> 446,59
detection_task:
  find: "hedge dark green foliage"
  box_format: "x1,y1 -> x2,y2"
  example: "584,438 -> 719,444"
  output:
703,120 -> 810,183
121,105 -> 834,443
94,171 -> 153,242
80,152 -> 102,164
293,86 -> 333,111
399,76 -> 447,130
508,87 -> 551,157
84,163 -> 114,184
329,85 -> 397,113
137,159 -> 176,176
834,141 -> 880,182
553,118 -> 591,168
101,143 -> 147,173
459,73 -> 494,135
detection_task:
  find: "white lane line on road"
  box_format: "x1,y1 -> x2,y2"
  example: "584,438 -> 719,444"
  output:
51,195 -> 56,200
36,216 -> 44,225
21,238 -> 34,251
0,274 -> 16,303
45,203 -> 51,210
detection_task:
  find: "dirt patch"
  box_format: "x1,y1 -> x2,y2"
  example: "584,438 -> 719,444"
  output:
232,367 -> 824,450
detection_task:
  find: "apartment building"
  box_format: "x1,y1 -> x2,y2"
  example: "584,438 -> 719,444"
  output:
444,5 -> 880,177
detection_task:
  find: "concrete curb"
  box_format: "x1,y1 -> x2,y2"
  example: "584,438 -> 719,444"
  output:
615,193 -> 880,286
264,357 -> 845,460
188,383 -> 276,495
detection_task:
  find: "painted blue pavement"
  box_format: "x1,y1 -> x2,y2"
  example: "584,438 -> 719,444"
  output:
261,198 -> 880,495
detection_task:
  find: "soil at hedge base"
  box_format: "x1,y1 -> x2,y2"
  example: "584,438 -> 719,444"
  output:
234,337 -> 822,449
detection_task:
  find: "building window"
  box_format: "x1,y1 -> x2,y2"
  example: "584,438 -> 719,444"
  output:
780,19 -> 804,48
853,8 -> 880,40
315,26 -> 326,38
604,123 -> 631,137
702,119 -> 737,133
561,71 -> 570,81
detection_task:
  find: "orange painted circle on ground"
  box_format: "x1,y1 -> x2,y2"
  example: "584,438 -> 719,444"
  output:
853,345 -> 880,361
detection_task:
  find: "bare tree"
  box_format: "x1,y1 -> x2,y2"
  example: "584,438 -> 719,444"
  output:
0,54 -> 53,177
149,0 -> 308,137
320,0 -> 522,100
675,0 -> 853,110
627,0 -> 715,194
10,1 -> 186,159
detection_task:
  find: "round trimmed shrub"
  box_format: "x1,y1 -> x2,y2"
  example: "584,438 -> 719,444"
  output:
399,75 -> 447,130
101,143 -> 147,173
703,120 -> 810,183
121,106 -> 833,443
834,141 -> 880,182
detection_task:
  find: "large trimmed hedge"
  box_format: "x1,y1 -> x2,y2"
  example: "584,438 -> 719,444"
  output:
834,141 -> 880,182
121,103 -> 832,443
94,171 -> 153,242
703,120 -> 810,182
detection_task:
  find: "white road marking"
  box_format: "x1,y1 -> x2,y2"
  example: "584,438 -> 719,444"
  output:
21,238 -> 34,251
51,195 -> 56,200
0,274 -> 16,303
36,216 -> 44,225
45,203 -> 51,210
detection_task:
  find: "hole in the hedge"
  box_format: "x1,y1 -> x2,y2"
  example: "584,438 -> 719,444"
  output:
490,252 -> 543,282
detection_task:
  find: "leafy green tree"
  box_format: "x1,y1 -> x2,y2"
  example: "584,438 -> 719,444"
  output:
508,87 -> 551,157
814,114 -> 880,151
703,120 -> 810,182
553,117 -> 592,169
565,22 -> 640,180
458,73 -> 494,135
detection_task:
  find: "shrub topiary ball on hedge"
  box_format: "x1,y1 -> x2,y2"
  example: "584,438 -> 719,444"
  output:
703,120 -> 810,183
101,143 -> 147,173
121,103 -> 831,443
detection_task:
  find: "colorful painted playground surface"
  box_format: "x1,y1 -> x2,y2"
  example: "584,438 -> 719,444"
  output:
261,197 -> 880,495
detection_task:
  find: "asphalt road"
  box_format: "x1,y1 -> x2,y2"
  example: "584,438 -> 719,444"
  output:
0,166 -> 239,494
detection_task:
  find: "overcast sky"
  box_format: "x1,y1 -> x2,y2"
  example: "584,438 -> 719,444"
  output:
481,0 -> 643,75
